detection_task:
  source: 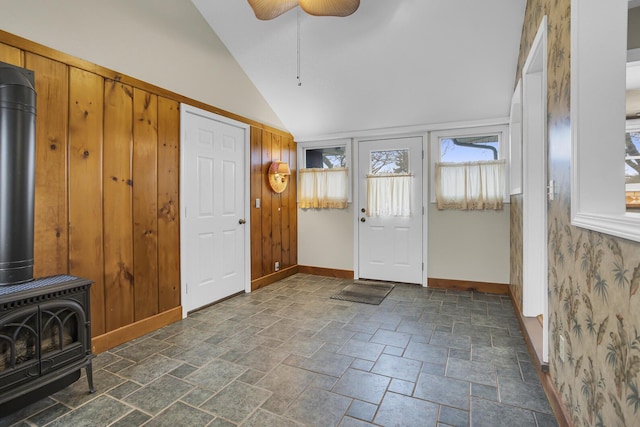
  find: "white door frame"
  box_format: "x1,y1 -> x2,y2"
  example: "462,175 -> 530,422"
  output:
352,133 -> 429,287
521,16 -> 549,362
179,104 -> 251,318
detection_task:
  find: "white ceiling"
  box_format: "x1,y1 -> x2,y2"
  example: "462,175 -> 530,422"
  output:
192,0 -> 526,141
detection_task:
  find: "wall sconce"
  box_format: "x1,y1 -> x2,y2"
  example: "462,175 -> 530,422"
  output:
268,161 -> 291,193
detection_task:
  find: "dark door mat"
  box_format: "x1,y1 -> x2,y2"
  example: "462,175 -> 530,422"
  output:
330,281 -> 395,305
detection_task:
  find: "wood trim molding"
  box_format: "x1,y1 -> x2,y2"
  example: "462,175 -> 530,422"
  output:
91,306 -> 182,354
251,265 -> 299,291
0,30 -> 292,139
427,277 -> 508,295
298,265 -> 354,279
507,286 -> 573,427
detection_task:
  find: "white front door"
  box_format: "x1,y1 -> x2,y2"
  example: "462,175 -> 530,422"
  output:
180,105 -> 248,315
357,137 -> 423,284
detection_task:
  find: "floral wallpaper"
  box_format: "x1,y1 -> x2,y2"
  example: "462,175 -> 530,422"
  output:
511,1 -> 640,426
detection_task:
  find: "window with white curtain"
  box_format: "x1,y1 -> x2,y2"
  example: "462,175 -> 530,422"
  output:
297,139 -> 351,209
365,149 -> 412,217
430,126 -> 509,210
298,168 -> 349,208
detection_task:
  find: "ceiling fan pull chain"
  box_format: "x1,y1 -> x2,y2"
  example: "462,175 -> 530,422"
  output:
297,8 -> 302,87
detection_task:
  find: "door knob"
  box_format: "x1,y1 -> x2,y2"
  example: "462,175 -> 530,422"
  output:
239,219 -> 246,224
360,217 -> 366,222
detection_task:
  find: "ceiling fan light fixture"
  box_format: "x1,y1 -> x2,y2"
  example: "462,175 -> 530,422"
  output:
247,0 -> 360,20
247,0 -> 299,20
299,0 -> 360,17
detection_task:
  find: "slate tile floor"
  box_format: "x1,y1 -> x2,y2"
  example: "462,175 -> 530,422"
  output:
1,274 -> 558,427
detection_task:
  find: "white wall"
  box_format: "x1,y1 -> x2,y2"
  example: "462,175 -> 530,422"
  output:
428,204 -> 510,284
0,0 -> 284,130
298,206 -> 354,271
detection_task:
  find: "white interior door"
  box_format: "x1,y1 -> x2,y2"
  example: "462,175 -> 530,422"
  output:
180,105 -> 248,315
357,137 -> 423,284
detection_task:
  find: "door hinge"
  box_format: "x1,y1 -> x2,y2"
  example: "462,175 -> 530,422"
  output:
185,282 -> 188,294
422,262 -> 424,271
422,150 -> 425,160
184,207 -> 187,218
422,206 -> 425,215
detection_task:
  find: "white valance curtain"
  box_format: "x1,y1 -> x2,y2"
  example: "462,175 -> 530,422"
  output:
298,168 -> 348,209
435,159 -> 506,210
366,174 -> 412,217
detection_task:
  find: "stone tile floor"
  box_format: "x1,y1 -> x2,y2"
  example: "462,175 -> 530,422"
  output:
0,274 -> 558,427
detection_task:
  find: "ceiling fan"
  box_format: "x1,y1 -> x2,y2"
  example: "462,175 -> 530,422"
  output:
247,0 -> 360,20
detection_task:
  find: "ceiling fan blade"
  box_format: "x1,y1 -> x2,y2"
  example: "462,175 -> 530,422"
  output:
299,0 -> 360,17
247,0 -> 299,20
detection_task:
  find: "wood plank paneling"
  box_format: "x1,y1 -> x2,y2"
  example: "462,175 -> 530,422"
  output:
261,130 -> 273,275
25,53 -> 69,278
132,88 -> 159,321
1,31 -> 299,350
271,134 -> 282,270
68,68 -> 105,336
157,97 -> 180,312
103,80 -> 134,331
281,136 -> 291,267
250,128 -> 298,288
288,135 -> 298,266
0,42 -> 22,65
250,128 -> 263,279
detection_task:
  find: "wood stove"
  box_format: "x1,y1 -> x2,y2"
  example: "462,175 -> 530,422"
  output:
0,275 -> 94,415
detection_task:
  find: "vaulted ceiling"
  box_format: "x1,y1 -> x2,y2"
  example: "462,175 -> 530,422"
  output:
192,0 -> 526,141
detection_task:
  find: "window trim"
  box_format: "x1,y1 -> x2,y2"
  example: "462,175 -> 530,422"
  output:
429,125 -> 509,204
297,138 -> 352,203
570,0 -> 640,242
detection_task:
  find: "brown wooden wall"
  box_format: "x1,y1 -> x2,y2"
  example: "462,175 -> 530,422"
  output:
0,30 -> 297,350
250,128 -> 298,288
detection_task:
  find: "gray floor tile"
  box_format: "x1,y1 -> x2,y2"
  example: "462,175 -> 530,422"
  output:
185,358 -> 247,392
284,349 -> 354,377
446,358 -> 496,386
333,368 -> 390,404
109,410 -> 151,427
117,354 -> 182,385
337,339 -> 385,361
200,381 -> 271,423
414,372 -> 470,410
470,397 -> 537,427
439,405 -> 469,427
404,340 -> 449,363
1,274 -> 559,427
243,409 -> 304,427
371,353 -> 422,382
26,403 -> 70,426
143,401 -> 214,427
257,364 -> 317,414
234,345 -> 290,372
388,378 -> 415,395
45,396 -> 131,427
286,387 -> 352,427
346,399 -> 378,422
374,392 -> 439,427
370,329 -> 412,348
114,337 -> 170,362
123,375 -> 193,415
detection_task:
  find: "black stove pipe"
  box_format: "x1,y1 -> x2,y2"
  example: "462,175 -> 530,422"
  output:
0,62 -> 36,286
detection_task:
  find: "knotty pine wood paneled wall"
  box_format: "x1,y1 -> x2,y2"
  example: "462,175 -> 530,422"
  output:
250,129 -> 298,288
0,31 -> 297,351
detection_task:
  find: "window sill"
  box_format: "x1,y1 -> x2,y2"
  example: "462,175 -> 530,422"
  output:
571,211 -> 640,243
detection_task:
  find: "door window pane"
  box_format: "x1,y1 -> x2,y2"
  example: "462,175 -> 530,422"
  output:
370,149 -> 409,175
